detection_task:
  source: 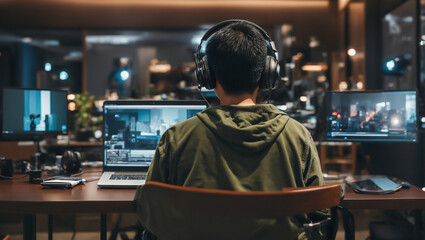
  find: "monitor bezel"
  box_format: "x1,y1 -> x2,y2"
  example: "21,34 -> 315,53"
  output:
323,90 -> 418,143
0,87 -> 69,141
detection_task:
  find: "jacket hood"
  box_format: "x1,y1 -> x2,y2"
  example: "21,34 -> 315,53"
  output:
196,104 -> 290,152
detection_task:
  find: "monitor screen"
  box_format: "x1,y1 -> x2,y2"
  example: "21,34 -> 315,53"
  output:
1,88 -> 68,141
103,101 -> 207,168
325,90 -> 417,142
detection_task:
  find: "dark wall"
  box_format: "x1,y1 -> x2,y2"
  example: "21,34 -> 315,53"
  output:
365,0 -> 383,90
0,42 -> 40,88
17,43 -> 42,88
0,44 -> 16,87
364,0 -> 423,186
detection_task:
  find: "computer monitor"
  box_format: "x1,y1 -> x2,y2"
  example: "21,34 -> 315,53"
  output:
325,90 -> 417,142
0,88 -> 68,141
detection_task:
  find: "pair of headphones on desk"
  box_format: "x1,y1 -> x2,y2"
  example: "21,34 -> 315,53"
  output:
61,150 -> 82,174
194,19 -> 280,91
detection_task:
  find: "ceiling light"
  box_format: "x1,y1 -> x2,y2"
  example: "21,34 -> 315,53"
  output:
301,63 -> 328,72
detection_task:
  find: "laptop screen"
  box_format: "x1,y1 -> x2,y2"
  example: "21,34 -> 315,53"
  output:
103,101 -> 208,168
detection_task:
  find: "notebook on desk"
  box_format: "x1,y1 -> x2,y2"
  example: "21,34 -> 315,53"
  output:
97,100 -> 208,188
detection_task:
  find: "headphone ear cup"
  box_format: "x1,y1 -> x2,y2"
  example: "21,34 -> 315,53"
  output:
61,150 -> 81,173
260,56 -> 280,91
61,150 -> 72,172
73,151 -> 82,172
195,56 -> 216,90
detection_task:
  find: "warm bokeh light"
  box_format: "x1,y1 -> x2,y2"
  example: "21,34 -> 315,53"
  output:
338,81 -> 348,90
356,81 -> 364,90
347,48 -> 356,56
94,100 -> 105,108
67,94 -> 76,101
68,102 -> 76,111
317,75 -> 327,83
149,63 -> 171,73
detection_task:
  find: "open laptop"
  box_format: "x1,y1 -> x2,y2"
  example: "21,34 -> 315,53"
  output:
97,100 -> 208,188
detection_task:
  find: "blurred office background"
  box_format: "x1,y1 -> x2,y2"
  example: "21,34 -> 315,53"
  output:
0,0 -> 425,239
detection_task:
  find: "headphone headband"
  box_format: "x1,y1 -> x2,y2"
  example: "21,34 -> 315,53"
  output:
197,19 -> 275,54
195,19 -> 280,91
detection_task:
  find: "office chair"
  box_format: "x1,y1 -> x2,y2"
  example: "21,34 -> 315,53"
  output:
136,182 -> 341,240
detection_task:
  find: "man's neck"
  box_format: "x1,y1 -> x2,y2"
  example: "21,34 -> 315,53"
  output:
220,95 -> 256,106
214,82 -> 259,106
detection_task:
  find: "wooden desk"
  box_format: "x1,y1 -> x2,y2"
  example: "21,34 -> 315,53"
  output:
0,171 -> 134,240
341,184 -> 425,210
1,172 -> 425,240
0,173 -> 134,215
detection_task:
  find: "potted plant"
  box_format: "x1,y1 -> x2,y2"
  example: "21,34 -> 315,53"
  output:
74,92 -> 103,141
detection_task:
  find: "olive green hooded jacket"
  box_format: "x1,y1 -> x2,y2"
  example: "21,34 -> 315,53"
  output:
134,104 -> 327,240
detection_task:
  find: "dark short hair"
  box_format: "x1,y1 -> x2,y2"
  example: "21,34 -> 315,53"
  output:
206,22 -> 267,95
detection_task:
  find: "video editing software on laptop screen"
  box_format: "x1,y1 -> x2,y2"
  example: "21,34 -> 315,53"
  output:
104,102 -> 207,168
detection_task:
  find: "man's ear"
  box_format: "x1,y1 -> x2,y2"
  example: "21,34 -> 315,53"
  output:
214,80 -> 223,100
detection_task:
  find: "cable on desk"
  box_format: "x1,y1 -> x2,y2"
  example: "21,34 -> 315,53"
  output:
71,170 -> 102,177
0,174 -> 28,179
85,178 -> 100,183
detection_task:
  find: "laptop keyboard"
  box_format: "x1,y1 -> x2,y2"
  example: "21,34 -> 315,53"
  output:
109,174 -> 146,181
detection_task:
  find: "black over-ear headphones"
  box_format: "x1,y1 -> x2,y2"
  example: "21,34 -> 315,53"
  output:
61,150 -> 82,174
194,19 -> 280,91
